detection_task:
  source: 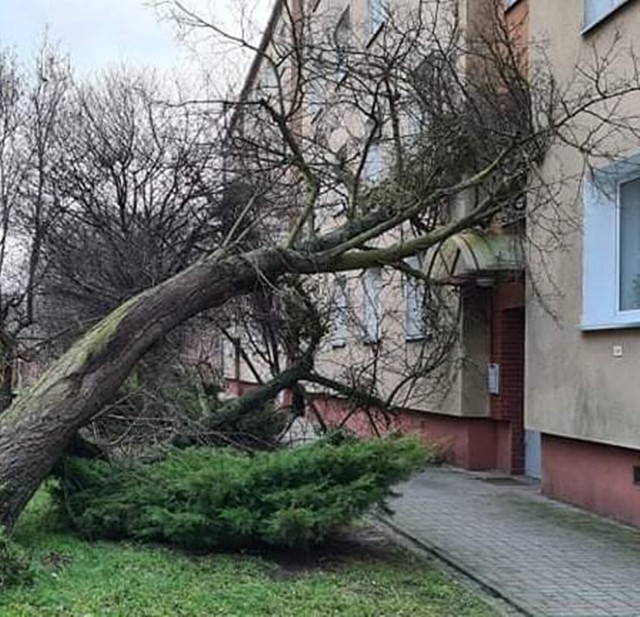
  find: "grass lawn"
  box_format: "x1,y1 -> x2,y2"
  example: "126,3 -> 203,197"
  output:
1,490 -> 497,616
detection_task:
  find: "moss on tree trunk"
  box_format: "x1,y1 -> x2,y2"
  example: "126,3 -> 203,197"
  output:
0,247 -> 297,528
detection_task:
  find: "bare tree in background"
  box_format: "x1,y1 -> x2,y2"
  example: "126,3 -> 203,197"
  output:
0,44 -> 69,411
36,69 -> 229,446
41,71 -> 221,334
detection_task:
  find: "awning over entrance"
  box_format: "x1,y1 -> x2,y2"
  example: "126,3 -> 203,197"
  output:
426,231 -> 524,284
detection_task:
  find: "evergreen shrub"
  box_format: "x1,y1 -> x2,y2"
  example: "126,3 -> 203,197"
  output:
0,527 -> 32,589
55,435 -> 429,550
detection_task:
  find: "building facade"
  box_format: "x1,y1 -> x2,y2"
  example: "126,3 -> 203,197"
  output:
226,0 -> 640,527
526,0 -> 640,526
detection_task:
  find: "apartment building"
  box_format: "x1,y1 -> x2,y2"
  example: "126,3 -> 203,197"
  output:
226,0 -> 640,527
524,0 -> 640,526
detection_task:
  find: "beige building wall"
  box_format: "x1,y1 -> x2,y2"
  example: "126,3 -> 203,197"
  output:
310,268 -> 490,418
304,0 -> 491,418
226,0 -> 495,419
526,0 -> 640,448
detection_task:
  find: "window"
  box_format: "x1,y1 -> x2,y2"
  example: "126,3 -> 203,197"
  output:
584,0 -> 629,29
618,178 -> 640,310
334,7 -> 351,78
362,268 -> 382,342
368,0 -> 388,36
308,79 -> 324,118
404,256 -> 428,340
258,64 -> 279,98
364,142 -> 384,184
331,278 -> 348,347
582,154 -> 640,329
405,102 -> 425,141
411,53 -> 450,121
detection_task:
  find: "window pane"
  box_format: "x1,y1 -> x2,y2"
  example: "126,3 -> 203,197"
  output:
335,9 -> 351,54
584,0 -> 625,27
331,279 -> 348,347
308,79 -> 324,116
404,256 -> 425,340
619,178 -> 640,310
362,268 -> 381,342
364,143 -> 383,183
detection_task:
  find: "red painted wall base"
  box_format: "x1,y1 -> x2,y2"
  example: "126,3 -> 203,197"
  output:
542,434 -> 640,527
223,380 -> 523,474
310,395 -> 521,473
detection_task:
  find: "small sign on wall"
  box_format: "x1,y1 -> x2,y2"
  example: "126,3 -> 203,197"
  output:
487,363 -> 500,395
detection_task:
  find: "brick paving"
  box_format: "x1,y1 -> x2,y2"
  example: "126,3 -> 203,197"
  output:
380,468 -> 640,617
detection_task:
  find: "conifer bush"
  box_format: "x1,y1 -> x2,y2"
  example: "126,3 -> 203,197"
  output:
55,435 -> 429,550
0,527 -> 32,589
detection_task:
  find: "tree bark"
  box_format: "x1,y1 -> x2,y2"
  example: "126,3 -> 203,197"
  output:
0,246 -> 302,528
172,359 -> 312,447
0,357 -> 13,414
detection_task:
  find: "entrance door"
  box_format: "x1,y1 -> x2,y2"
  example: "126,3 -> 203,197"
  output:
490,285 -> 525,474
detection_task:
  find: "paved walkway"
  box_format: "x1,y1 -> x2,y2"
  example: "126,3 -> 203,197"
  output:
379,468 -> 640,617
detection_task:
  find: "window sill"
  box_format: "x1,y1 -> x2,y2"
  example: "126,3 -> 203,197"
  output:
581,0 -> 632,35
579,320 -> 640,332
405,334 -> 428,343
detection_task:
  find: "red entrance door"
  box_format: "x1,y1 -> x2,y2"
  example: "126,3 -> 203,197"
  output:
490,283 -> 525,475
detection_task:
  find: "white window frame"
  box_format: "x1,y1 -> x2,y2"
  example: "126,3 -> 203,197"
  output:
582,154 -> 640,329
404,256 -> 428,341
583,0 -> 630,31
362,267 -> 382,343
331,278 -> 348,348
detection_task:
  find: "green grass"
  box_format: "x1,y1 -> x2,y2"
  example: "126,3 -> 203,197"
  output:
1,490 -> 496,617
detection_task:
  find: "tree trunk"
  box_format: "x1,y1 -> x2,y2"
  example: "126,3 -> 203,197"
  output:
0,210 -> 460,527
0,356 -> 13,414
0,247 -> 302,528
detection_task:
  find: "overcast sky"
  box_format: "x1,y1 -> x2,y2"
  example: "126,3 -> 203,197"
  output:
0,0 -> 271,92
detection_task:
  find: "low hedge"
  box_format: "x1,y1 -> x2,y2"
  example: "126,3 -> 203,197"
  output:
55,435 -> 429,550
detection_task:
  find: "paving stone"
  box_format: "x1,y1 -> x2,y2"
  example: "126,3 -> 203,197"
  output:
381,468 -> 640,617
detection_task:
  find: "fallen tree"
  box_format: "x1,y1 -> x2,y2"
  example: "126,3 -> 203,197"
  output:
0,210 -> 488,527
0,246 -> 292,528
